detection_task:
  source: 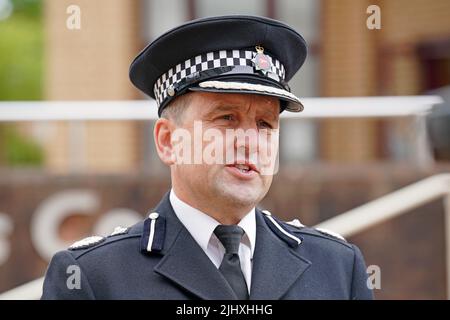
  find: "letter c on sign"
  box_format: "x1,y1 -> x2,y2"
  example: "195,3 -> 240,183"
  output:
0,213 -> 13,266
31,190 -> 99,262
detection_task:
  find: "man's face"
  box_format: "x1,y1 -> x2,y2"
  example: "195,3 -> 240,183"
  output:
169,91 -> 280,209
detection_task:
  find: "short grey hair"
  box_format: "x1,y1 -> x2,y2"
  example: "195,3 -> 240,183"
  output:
160,93 -> 193,125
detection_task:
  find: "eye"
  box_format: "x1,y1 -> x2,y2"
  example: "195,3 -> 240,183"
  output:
220,114 -> 235,121
258,120 -> 273,129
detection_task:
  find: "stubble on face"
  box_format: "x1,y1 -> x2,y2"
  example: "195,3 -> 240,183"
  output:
169,91 -> 279,220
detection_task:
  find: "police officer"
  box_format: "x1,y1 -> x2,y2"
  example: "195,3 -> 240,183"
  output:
42,15 -> 373,300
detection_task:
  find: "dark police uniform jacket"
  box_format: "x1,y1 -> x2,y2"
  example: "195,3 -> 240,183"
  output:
41,192 -> 373,300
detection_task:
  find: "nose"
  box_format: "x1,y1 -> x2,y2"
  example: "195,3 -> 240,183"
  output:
233,119 -> 259,160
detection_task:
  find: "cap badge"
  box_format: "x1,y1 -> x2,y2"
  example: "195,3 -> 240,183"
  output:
252,45 -> 272,75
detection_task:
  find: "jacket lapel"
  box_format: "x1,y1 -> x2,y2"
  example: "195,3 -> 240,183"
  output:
250,209 -> 312,299
145,193 -> 311,300
150,192 -> 237,300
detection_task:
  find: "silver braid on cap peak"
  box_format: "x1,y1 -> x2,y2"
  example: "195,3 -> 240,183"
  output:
198,81 -> 302,104
153,49 -> 286,106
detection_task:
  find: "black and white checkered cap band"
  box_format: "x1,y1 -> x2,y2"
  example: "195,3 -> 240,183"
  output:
153,49 -> 286,106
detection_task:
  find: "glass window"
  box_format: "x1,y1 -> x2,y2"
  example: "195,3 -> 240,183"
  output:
196,0 -> 264,17
143,0 -> 189,40
277,0 -> 320,164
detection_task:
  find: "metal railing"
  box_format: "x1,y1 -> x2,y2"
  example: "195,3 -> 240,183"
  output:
316,173 -> 450,298
1,173 -> 449,299
0,96 -> 443,170
0,96 -> 443,121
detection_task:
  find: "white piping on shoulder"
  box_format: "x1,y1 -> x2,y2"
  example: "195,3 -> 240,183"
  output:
262,211 -> 302,245
146,212 -> 159,252
198,81 -> 302,103
147,219 -> 156,252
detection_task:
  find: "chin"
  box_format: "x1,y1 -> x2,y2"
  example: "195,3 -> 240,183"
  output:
216,183 -> 264,207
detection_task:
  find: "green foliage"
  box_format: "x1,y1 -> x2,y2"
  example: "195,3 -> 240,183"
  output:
0,0 -> 43,100
0,125 -> 43,166
0,0 -> 43,166
10,0 -> 42,18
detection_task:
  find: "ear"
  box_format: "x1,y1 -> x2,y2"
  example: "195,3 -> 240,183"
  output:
154,118 -> 176,165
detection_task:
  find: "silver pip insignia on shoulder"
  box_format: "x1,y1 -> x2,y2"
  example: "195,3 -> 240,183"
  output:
315,227 -> 346,242
109,226 -> 129,237
69,236 -> 105,250
252,46 -> 273,75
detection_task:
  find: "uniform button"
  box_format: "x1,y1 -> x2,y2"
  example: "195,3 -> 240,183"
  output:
149,212 -> 159,220
167,86 -> 175,96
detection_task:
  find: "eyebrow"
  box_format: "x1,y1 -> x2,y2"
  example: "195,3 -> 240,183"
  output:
261,109 -> 278,121
203,104 -> 239,118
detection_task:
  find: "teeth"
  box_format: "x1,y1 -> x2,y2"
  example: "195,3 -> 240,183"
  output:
235,164 -> 250,172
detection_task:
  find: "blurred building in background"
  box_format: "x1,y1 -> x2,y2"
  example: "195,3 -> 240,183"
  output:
2,0 -> 450,172
1,0 -> 450,299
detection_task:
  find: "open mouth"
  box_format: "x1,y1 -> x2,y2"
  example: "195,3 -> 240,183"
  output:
225,162 -> 260,176
234,164 -> 251,173
232,163 -> 254,173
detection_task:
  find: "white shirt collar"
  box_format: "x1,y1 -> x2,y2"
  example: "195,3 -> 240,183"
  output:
169,188 -> 256,257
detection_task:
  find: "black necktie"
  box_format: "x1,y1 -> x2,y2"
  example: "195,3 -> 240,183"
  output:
213,225 -> 249,300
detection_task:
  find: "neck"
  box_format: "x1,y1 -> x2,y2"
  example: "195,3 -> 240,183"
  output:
171,186 -> 252,225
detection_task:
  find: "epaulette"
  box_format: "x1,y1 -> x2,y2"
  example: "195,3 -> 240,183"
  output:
260,209 -> 347,245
